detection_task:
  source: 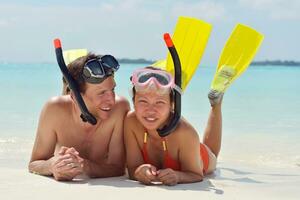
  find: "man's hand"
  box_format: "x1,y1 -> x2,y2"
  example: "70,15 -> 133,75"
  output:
50,146 -> 84,181
157,168 -> 179,186
134,164 -> 159,185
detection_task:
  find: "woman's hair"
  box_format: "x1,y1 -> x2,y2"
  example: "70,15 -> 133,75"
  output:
62,53 -> 101,95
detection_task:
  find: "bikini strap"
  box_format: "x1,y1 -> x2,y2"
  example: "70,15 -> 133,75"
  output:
162,138 -> 167,152
143,132 -> 148,144
144,131 -> 167,152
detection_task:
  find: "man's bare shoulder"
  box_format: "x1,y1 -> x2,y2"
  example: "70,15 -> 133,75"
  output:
114,95 -> 130,113
45,95 -> 71,107
41,95 -> 72,117
35,96 -> 73,141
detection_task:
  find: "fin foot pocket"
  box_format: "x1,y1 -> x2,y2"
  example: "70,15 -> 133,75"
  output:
208,89 -> 224,106
211,65 -> 236,93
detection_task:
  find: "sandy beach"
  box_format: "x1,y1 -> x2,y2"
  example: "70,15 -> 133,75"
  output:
1,64 -> 300,199
1,71 -> 300,200
1,161 -> 299,200
1,0 -> 300,199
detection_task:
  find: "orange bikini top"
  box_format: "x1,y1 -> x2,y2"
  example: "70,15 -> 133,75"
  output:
141,132 -> 181,170
141,132 -> 209,172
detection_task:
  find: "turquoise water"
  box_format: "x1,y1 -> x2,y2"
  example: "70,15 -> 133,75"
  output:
0,63 -> 300,168
1,63 -> 299,137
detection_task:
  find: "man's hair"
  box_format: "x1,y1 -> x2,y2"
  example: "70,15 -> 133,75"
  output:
62,53 -> 101,95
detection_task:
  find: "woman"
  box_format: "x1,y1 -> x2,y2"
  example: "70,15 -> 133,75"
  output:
124,67 -> 223,185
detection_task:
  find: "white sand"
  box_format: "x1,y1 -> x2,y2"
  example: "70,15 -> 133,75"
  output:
1,136 -> 299,199
1,162 -> 299,200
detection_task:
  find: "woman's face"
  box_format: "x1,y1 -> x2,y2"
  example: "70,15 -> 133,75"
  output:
134,90 -> 172,131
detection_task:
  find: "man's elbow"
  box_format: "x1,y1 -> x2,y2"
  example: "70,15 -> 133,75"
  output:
28,160 -> 38,173
28,162 -> 34,173
28,161 -> 42,175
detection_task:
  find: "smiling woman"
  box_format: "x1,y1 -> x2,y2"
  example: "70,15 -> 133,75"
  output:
124,66 -> 220,186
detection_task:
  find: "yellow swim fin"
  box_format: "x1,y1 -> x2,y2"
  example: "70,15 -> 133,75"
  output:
63,49 -> 88,65
153,16 -> 212,91
211,24 -> 264,93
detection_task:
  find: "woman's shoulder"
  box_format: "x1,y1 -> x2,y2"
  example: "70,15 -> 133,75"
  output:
124,110 -> 143,130
124,110 -> 143,132
170,117 -> 199,140
124,111 -> 144,140
125,110 -> 135,118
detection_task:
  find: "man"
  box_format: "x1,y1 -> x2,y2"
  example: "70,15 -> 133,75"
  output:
29,53 -> 130,181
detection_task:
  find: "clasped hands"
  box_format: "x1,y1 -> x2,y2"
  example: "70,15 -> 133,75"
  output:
134,164 -> 179,186
50,146 -> 84,181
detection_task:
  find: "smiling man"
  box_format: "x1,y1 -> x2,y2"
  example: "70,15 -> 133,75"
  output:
28,53 -> 129,181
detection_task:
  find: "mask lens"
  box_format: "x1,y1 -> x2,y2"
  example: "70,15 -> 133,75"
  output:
153,73 -> 169,85
101,55 -> 119,70
138,72 -> 170,85
85,59 -> 105,77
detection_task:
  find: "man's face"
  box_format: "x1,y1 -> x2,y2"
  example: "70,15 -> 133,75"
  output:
82,76 -> 116,120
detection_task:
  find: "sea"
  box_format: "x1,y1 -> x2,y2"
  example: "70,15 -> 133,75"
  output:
0,63 -> 299,169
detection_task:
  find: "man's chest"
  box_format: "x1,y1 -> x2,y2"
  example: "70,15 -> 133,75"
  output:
56,126 -> 113,160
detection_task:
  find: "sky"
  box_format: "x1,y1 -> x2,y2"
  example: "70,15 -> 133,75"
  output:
0,0 -> 299,65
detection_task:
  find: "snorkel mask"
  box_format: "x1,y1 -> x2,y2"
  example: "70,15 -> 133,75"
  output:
53,39 -> 119,125
83,55 -> 119,84
131,68 -> 182,95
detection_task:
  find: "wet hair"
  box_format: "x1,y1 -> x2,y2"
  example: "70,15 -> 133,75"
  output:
62,53 -> 101,95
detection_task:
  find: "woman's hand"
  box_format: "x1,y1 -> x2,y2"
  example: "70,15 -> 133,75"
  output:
134,164 -> 158,185
157,168 -> 179,186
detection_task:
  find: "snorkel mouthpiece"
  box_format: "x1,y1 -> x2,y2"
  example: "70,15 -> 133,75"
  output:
157,33 -> 182,137
53,38 -> 97,125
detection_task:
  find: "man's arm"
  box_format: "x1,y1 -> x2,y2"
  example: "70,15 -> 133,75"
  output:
28,100 -> 58,175
83,97 -> 129,178
29,99 -> 83,181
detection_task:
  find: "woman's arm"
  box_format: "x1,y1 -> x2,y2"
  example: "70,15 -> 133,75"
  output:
124,112 -> 145,179
157,123 -> 204,185
124,112 -> 158,184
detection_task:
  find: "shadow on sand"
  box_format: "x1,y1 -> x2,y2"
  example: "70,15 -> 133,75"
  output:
42,165 -> 299,193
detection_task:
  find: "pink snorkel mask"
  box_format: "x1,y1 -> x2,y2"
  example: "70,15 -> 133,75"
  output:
131,68 -> 182,95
